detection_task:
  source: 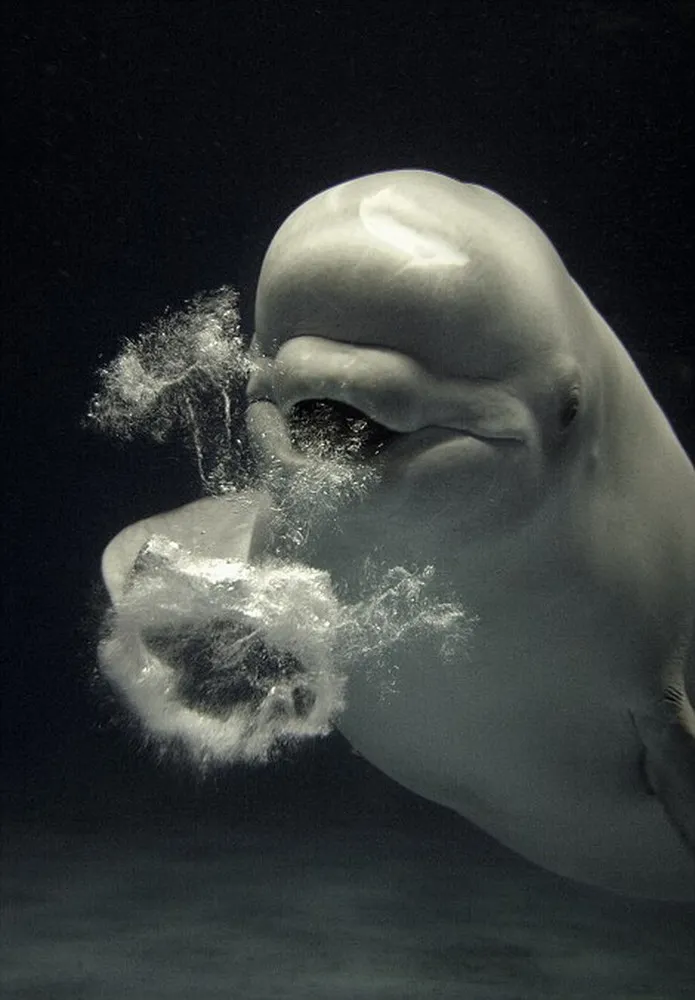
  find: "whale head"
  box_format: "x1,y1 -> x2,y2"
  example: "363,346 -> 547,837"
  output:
246,170 -> 601,550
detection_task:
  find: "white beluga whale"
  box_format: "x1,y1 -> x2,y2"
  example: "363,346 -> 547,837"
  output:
99,170 -> 695,900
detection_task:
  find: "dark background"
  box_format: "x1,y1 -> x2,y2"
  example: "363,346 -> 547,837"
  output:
3,0 -> 694,832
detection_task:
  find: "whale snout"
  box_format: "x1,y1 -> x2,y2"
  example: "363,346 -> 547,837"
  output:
248,335 -> 534,454
245,334 -> 542,537
249,335 -> 429,435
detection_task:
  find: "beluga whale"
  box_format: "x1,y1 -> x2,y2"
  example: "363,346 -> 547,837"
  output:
99,170 -> 695,900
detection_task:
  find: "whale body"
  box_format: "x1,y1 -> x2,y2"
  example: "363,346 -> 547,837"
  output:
102,170 -> 695,899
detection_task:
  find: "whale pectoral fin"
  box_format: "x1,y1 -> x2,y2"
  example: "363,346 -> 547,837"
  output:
631,701 -> 695,859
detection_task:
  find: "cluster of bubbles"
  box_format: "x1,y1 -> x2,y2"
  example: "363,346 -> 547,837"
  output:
99,537 -> 346,765
88,286 -> 250,493
90,288 -> 476,764
100,537 -> 474,765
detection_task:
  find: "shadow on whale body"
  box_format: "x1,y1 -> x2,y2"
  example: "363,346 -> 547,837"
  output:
96,170 -> 695,901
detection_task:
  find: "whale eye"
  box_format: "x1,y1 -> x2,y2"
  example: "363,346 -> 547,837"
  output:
559,387 -> 580,430
288,399 -> 401,459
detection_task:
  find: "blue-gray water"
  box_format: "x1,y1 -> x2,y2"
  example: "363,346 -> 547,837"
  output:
3,812 -> 694,999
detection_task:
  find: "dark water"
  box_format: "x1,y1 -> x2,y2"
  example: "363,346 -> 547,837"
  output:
4,2 -> 694,997
3,813 -> 694,999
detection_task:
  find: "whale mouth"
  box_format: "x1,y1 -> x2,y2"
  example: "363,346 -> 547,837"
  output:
287,399 -> 403,461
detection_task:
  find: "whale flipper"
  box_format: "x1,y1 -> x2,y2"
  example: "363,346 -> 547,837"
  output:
633,700 -> 695,858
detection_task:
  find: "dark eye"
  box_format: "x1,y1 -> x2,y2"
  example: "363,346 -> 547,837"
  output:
559,387 -> 580,429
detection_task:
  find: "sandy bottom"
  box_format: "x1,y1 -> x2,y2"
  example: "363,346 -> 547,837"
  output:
2,816 -> 694,999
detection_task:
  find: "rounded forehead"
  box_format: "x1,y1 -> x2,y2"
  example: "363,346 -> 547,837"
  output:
254,171 -> 580,378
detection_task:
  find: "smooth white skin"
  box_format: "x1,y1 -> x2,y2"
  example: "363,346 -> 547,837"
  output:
245,170 -> 695,898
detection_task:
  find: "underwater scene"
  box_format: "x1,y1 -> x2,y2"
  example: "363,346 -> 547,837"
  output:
4,2 -> 694,998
